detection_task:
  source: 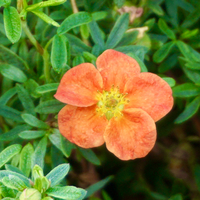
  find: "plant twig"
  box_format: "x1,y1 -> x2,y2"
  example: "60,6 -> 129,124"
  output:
70,0 -> 79,13
21,20 -> 51,82
21,20 -> 44,55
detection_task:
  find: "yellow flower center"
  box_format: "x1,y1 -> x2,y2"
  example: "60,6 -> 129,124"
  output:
96,86 -> 129,120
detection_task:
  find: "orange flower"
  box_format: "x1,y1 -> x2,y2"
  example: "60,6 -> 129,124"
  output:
55,50 -> 173,160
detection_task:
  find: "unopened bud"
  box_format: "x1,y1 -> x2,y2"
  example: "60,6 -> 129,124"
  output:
32,165 -> 44,181
20,188 -> 41,200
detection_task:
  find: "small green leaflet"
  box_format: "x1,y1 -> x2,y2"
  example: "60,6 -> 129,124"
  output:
175,96 -> 200,124
58,12 -> 92,35
51,34 -> 67,73
0,144 -> 22,168
31,10 -> 60,27
3,6 -> 22,43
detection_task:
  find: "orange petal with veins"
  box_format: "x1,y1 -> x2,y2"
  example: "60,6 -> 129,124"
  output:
54,63 -> 103,107
96,49 -> 140,92
58,105 -> 108,148
124,72 -> 173,122
104,108 -> 156,160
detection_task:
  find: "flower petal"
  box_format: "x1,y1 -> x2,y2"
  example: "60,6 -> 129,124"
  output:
96,49 -> 140,92
104,108 -> 156,160
54,63 -> 103,107
124,72 -> 173,122
58,105 -> 108,148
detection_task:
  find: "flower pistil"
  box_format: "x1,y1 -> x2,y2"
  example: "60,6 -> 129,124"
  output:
96,85 -> 129,120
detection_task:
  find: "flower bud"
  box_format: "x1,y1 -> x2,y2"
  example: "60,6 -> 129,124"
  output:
19,188 -> 41,200
32,165 -> 44,181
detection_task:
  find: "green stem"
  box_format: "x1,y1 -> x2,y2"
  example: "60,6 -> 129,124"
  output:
70,0 -> 78,13
45,37 -> 53,50
21,20 -> 44,55
43,49 -> 51,83
21,20 -> 51,82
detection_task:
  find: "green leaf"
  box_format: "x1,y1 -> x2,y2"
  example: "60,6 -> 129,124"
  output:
51,34 -> 67,73
35,100 -> 64,114
102,191 -> 112,200
115,45 -> 148,61
148,3 -> 164,16
185,61 -> 200,70
181,8 -> 200,28
153,41 -> 175,63
32,137 -> 47,169
144,18 -> 156,30
19,40 -> 28,60
126,52 -> 148,72
149,192 -> 167,200
0,105 -> 23,122
60,136 -> 75,158
88,20 -> 105,49
0,0 -> 11,7
0,182 -> 16,199
0,144 -> 22,168
0,125 -> 31,141
80,24 -> 89,39
173,83 -> 200,97
183,67 -> 200,85
5,164 -> 25,175
106,13 -> 129,49
0,170 -> 31,187
180,29 -> 199,40
0,36 -> 11,45
25,78 -> 41,98
36,83 -> 59,94
91,11 -> 107,21
49,129 -> 75,158
158,54 -> 178,73
177,0 -> 194,12
72,55 -> 85,67
31,10 -> 60,27
169,194 -> 183,200
114,0 -> 125,7
3,6 -> 21,43
46,186 -> 87,200
19,130 -> 47,139
0,87 -> 17,105
42,197 -> 54,200
77,147 -> 100,165
175,96 -> 200,124
158,19 -> 176,40
117,31 -> 139,47
162,77 -> 176,87
50,10 -> 67,20
176,41 -> 200,62
83,52 -> 97,62
0,45 -> 29,72
57,12 -> 92,35
2,175 -> 27,191
10,154 -> 20,167
85,176 -> 113,198
19,143 -> 34,177
0,64 -> 27,83
66,33 -> 91,52
26,0 -> 66,11
16,84 -> 35,115
49,129 -> 69,157
21,113 -> 50,129
194,164 -> 200,192
46,163 -> 70,187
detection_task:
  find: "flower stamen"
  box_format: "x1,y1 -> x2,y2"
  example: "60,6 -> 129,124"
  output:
96,86 -> 129,120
